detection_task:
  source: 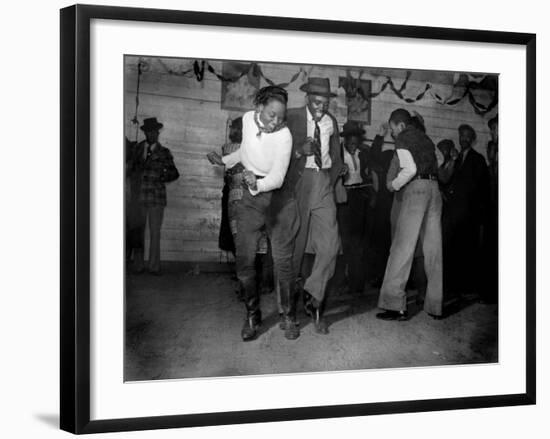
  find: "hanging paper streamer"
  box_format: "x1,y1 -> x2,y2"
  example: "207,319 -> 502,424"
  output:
137,59 -> 498,117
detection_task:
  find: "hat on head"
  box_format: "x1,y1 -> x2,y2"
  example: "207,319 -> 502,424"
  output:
299,77 -> 337,97
340,121 -> 366,138
140,117 -> 164,132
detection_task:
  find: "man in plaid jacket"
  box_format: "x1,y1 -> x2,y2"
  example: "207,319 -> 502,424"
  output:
129,117 -> 179,275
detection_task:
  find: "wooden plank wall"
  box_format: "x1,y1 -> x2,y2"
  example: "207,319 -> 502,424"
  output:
124,56 -> 497,263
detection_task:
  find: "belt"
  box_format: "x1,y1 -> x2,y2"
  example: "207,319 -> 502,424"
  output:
413,173 -> 438,181
304,167 -> 329,173
344,183 -> 370,189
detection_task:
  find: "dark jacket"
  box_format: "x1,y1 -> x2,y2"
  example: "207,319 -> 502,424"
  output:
395,125 -> 438,176
446,147 -> 489,223
272,106 -> 343,207
368,135 -> 395,204
130,141 -> 179,207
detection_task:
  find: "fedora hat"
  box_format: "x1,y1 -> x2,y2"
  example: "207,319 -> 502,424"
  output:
140,117 -> 164,132
299,77 -> 337,97
340,121 -> 366,138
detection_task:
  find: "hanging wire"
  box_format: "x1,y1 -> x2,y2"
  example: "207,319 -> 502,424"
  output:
131,58 -> 147,142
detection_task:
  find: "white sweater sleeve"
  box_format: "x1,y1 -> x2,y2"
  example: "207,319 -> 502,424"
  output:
221,148 -> 241,169
251,129 -> 292,195
391,149 -> 417,191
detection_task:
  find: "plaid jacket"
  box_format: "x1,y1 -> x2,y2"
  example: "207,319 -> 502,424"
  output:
131,141 -> 179,207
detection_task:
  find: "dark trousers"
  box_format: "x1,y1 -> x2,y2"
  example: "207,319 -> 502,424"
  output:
336,188 -> 370,293
235,190 -> 299,318
442,203 -> 483,298
367,190 -> 394,283
134,205 -> 165,273
126,197 -> 144,262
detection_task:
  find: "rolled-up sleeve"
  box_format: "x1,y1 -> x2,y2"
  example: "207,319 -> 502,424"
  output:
252,130 -> 292,195
391,149 -> 417,191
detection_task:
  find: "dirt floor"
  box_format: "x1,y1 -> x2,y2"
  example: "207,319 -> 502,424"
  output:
124,264 -> 498,381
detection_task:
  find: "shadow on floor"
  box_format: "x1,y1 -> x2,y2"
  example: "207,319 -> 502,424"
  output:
34,414 -> 58,430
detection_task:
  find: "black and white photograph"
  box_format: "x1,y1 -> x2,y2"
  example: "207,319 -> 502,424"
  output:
123,55 -> 499,381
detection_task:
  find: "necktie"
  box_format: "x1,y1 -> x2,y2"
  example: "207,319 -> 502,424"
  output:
456,151 -> 464,170
145,144 -> 152,161
313,120 -> 323,169
351,152 -> 358,171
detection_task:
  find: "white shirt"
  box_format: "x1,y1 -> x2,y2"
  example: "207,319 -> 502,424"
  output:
305,107 -> 333,169
391,146 -> 443,191
391,149 -> 417,191
343,149 -> 363,186
222,110 -> 292,195
143,141 -> 158,160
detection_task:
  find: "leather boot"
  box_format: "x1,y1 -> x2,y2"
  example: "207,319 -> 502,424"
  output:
304,291 -> 328,335
313,305 -> 329,334
241,311 -> 261,341
279,280 -> 300,340
241,287 -> 261,342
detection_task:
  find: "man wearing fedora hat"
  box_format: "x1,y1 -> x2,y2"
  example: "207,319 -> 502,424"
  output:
128,117 -> 180,275
275,77 -> 346,334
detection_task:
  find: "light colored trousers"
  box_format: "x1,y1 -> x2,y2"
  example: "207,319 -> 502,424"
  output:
293,169 -> 340,303
134,205 -> 164,273
378,179 -> 443,316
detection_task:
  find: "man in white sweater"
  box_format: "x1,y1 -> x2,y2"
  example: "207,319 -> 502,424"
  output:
208,86 -> 301,341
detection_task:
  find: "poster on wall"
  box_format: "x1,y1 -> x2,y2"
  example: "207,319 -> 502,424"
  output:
339,75 -> 372,124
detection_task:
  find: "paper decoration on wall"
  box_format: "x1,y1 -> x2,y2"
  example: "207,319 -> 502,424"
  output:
339,74 -> 372,124
133,58 -> 498,121
220,62 -> 260,111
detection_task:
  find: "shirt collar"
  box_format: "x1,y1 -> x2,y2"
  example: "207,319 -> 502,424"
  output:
343,147 -> 358,157
255,111 -> 265,127
306,106 -> 327,124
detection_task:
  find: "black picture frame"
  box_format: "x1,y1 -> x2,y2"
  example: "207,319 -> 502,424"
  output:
60,4 -> 536,434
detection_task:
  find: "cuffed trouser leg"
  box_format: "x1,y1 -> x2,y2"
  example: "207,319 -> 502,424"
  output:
378,180 -> 436,312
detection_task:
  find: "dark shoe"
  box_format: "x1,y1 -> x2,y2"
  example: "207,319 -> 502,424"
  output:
241,315 -> 261,342
279,314 -> 300,330
279,314 -> 286,330
281,317 -> 300,340
313,308 -> 329,334
277,280 -> 300,339
303,291 -> 328,334
303,291 -> 316,317
428,313 -> 445,320
375,310 -> 408,321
